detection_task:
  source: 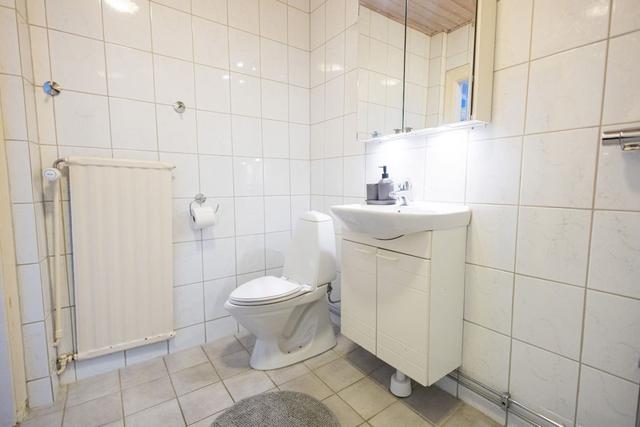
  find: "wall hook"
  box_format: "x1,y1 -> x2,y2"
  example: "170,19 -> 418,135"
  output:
43,81 -> 61,96
173,101 -> 186,113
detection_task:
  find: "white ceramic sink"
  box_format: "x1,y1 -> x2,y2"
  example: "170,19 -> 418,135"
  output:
331,202 -> 471,239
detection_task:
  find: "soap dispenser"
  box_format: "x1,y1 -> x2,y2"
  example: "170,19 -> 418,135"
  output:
377,166 -> 394,200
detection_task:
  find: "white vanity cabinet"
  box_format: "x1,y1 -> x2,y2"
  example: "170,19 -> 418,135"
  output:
340,227 -> 467,387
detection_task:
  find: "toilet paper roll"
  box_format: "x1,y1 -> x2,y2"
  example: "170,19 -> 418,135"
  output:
190,205 -> 217,230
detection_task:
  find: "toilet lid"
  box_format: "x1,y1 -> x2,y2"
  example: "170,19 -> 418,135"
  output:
229,276 -> 303,304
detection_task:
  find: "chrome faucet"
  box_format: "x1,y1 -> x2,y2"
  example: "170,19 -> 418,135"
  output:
392,180 -> 412,206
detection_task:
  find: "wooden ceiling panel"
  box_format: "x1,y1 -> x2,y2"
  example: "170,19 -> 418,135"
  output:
360,0 -> 476,35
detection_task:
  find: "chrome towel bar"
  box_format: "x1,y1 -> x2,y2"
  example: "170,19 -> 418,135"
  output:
602,127 -> 640,151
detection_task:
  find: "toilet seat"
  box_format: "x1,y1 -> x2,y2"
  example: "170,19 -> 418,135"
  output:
229,276 -> 310,306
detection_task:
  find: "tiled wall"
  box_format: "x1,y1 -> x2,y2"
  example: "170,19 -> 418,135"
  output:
313,0 -> 640,426
0,0 -> 312,406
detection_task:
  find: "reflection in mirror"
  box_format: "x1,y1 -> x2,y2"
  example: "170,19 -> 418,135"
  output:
356,0 -> 406,139
404,0 -> 477,130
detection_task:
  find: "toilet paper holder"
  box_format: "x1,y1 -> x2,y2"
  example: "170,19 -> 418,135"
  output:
189,193 -> 219,218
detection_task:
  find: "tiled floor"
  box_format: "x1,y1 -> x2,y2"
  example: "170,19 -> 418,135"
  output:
20,332 -> 501,427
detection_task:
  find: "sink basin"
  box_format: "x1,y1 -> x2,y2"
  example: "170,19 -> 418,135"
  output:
331,202 -> 471,239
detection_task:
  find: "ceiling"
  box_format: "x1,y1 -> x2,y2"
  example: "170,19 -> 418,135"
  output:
360,0 -> 476,36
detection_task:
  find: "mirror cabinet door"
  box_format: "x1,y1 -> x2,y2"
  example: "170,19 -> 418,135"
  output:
356,0 -> 406,140
403,0 -> 477,131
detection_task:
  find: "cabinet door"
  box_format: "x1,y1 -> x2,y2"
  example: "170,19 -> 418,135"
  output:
341,240 -> 377,354
376,249 -> 431,384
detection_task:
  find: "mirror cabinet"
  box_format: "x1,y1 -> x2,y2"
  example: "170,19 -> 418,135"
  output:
356,0 -> 496,140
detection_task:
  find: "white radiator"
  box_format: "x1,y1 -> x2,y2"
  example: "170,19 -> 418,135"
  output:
65,157 -> 174,360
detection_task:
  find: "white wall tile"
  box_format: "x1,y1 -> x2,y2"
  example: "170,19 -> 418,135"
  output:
204,276 -> 236,321
45,0 -> 102,39
54,91 -> 111,148
202,198 -> 235,240
290,160 -> 310,194
202,238 -> 236,280
205,316 -> 237,342
463,264 -> 513,335
192,17 -> 229,70
235,234 -> 265,274
230,73 -> 261,117
169,324 -> 205,352
264,196 -> 291,232
465,205 -> 518,272
265,230 -> 290,269
602,31 -> 640,125
288,86 -> 309,124
261,39 -> 288,83
156,106 -> 197,153
288,47 -> 309,88
106,44 -> 155,102
576,365 -> 639,427
6,140 -> 33,203
582,291 -> 640,382
150,3 -> 192,61
513,275 -> 584,359
193,65 -> 230,114
159,152 -> 199,197
234,197 -> 265,235
342,155 -> 365,198
588,211 -> 640,299
595,143 -> 640,211
264,158 -> 290,195
103,0 -> 151,51
199,155 -> 234,197
173,241 -> 203,286
229,28 -> 260,77
287,6 -> 309,50
26,377 -> 53,408
0,75 -> 27,140
109,98 -> 157,151
233,157 -> 264,196
611,0 -> 640,35
0,7 -> 20,75
260,0 -> 287,43
231,115 -> 262,157
466,137 -> 522,204
172,199 -> 201,243
197,111 -> 232,156
531,0 -> 609,59
153,55 -> 195,106
520,128 -> 598,208
423,135 -> 467,202
516,207 -> 591,286
174,283 -> 204,328
525,43 -> 606,134
494,0 -> 532,70
18,263 -> 44,323
262,119 -> 289,158
192,0 -> 227,24
462,322 -> 510,391
23,322 -> 49,380
509,341 -> 579,426
228,0 -> 260,34
261,80 -> 289,121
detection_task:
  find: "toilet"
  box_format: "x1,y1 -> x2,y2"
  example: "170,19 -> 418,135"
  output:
224,211 -> 337,370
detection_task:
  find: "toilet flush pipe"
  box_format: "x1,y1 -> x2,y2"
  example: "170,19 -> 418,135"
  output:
43,164 -> 64,346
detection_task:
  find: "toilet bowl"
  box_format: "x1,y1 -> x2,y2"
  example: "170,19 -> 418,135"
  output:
224,211 -> 337,370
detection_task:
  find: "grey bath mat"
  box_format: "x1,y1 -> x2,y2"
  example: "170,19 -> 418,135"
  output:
212,391 -> 340,427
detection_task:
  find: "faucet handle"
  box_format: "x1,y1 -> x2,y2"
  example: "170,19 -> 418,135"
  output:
398,179 -> 411,191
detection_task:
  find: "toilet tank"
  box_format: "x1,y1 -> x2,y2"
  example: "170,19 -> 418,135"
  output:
283,211 -> 336,287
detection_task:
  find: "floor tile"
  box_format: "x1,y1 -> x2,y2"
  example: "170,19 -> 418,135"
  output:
303,349 -> 340,370
369,363 -> 396,389
125,399 -> 185,427
237,334 -> 256,351
211,349 -> 251,379
338,377 -> 396,420
122,376 -> 176,416
66,371 -> 119,408
369,401 -> 432,426
178,382 -> 233,425
20,411 -> 63,427
334,334 -> 358,355
266,362 -> 311,386
314,357 -> 365,391
279,372 -> 333,401
346,347 -> 384,375
187,410 -> 224,427
322,395 -> 365,427
62,392 -> 122,427
170,362 -> 220,396
202,336 -> 245,360
404,383 -> 462,425
164,347 -> 209,373
101,421 -> 124,427
120,358 -> 168,389
442,404 -> 501,427
223,370 -> 275,401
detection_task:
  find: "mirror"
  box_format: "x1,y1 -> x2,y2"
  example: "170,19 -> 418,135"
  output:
356,0 -> 407,139
356,0 -> 496,140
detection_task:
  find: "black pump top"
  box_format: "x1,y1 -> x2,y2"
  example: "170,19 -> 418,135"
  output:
379,165 -> 389,179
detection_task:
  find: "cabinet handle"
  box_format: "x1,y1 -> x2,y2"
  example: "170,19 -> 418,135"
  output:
353,247 -> 374,255
376,253 -> 398,262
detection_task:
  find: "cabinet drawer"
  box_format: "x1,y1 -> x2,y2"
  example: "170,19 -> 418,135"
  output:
343,231 -> 432,259
340,240 -> 377,354
376,249 -> 430,292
